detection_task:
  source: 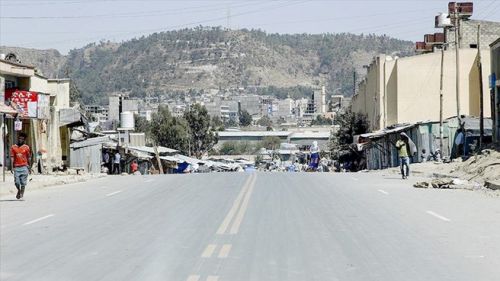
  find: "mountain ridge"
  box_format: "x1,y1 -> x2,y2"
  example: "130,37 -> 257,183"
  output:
1,27 -> 414,104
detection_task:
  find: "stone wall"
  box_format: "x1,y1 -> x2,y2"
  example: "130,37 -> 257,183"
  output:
445,20 -> 500,49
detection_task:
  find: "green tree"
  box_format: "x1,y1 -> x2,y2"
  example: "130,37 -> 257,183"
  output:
184,104 -> 218,158
211,115 -> 224,131
329,107 -> 368,160
224,118 -> 238,128
217,141 -> 254,155
260,136 -> 282,150
257,115 -> 273,127
311,115 -> 333,126
134,115 -> 150,135
150,106 -> 190,153
239,110 -> 252,127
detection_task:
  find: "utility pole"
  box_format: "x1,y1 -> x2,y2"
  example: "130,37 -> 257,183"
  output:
353,71 -> 356,97
439,46 -> 445,155
453,4 -> 461,122
477,24 -> 484,149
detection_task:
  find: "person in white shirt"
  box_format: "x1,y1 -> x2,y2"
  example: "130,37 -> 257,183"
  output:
113,152 -> 121,174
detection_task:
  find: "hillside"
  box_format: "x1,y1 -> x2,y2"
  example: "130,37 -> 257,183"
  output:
0,46 -> 66,78
2,27 -> 414,104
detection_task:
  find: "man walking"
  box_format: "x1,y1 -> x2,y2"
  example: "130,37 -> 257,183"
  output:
396,133 -> 411,179
10,132 -> 31,199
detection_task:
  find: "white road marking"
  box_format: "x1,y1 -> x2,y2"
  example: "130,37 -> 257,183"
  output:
106,190 -> 123,197
378,189 -> 389,195
218,244 -> 232,258
464,255 -> 485,259
426,210 -> 451,222
206,276 -> 219,281
201,244 -> 217,258
186,275 -> 200,281
229,175 -> 257,234
23,214 -> 55,226
144,179 -> 155,183
351,177 -> 359,181
216,175 -> 254,235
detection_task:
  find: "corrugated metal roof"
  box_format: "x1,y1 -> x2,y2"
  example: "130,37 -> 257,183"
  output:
128,145 -> 178,154
174,154 -> 205,165
70,136 -> 109,148
289,132 -> 330,139
159,156 -> 181,163
0,103 -> 17,114
218,131 -> 290,137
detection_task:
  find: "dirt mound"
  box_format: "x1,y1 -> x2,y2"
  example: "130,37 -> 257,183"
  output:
452,150 -> 500,183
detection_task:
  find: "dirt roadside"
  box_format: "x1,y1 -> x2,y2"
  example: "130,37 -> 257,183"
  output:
378,149 -> 500,197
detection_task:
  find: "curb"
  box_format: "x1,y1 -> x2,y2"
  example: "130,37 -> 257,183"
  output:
0,174 -> 107,197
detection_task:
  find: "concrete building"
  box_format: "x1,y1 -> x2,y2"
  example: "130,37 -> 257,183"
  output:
108,95 -> 139,123
277,98 -> 294,119
445,20 -> 500,50
1,58 -> 72,173
491,37 -> 500,145
352,48 -> 492,131
235,95 -> 261,116
314,86 -> 327,114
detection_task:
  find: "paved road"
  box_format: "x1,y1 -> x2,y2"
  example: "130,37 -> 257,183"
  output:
1,172 -> 499,281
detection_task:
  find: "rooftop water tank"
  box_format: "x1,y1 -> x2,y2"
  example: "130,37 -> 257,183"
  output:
435,13 -> 452,28
120,111 -> 135,129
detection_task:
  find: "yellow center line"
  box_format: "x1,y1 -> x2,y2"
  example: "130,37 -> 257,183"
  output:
217,244 -> 232,258
201,244 -> 217,258
229,175 -> 257,234
216,175 -> 254,235
186,275 -> 200,281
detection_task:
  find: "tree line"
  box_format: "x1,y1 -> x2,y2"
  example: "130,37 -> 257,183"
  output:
135,104 -> 218,158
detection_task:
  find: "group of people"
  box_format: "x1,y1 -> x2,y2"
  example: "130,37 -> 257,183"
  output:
102,150 -> 122,174
102,150 -> 139,175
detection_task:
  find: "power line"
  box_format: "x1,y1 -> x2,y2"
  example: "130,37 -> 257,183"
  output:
480,1 -> 500,20
12,1 -> 307,47
0,1 -> 258,19
245,7 -> 438,28
474,0 -> 497,19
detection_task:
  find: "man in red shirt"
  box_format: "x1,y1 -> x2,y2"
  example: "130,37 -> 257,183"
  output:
10,132 -> 31,199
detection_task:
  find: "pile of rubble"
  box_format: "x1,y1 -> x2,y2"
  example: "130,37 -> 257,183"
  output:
410,149 -> 500,192
450,149 -> 500,184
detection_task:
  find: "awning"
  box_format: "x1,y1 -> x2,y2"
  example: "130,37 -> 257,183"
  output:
0,103 -> 17,115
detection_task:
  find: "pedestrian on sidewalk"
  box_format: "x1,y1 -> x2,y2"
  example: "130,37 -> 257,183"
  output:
113,151 -> 121,174
10,132 -> 32,199
395,132 -> 416,179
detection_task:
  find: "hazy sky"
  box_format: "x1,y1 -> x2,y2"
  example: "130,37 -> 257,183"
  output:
1,0 -> 499,54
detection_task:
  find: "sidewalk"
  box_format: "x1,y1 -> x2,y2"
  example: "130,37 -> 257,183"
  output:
379,152 -> 500,196
0,173 -> 107,197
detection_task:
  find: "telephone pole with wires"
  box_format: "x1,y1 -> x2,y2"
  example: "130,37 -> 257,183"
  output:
477,24 -> 484,149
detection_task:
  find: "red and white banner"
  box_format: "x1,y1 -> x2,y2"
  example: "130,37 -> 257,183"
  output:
5,89 -> 38,118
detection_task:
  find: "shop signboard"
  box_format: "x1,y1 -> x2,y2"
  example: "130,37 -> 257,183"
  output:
5,89 -> 38,118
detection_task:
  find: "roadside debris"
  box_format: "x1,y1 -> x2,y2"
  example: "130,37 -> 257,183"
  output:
414,179 -> 454,189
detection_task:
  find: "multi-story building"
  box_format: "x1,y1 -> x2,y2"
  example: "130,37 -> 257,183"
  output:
352,49 -> 492,131
234,95 -> 261,116
352,18 -> 500,131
